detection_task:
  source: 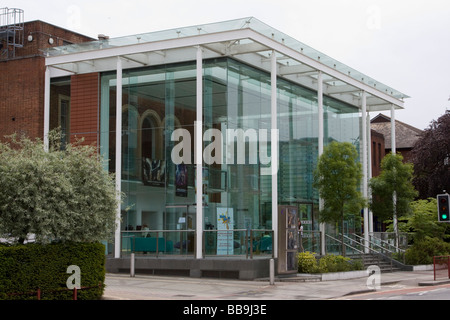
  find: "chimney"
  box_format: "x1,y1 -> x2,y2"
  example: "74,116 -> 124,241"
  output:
98,34 -> 109,40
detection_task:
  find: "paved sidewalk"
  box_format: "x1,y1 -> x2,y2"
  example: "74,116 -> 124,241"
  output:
102,270 -> 444,300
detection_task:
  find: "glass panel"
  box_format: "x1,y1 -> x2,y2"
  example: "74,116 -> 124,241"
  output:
46,17 -> 407,100
278,78 -> 318,204
101,62 -> 198,256
201,58 -> 276,257
100,56 -> 362,257
165,206 -> 195,255
322,96 -> 361,241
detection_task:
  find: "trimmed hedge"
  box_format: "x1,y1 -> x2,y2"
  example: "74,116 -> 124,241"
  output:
0,242 -> 105,300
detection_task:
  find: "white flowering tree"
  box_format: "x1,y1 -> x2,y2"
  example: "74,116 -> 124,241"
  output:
0,131 -> 119,244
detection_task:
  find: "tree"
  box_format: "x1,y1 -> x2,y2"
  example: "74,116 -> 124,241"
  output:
403,198 -> 450,265
369,152 -> 417,247
313,141 -> 366,255
0,131 -> 119,244
411,111 -> 450,199
408,198 -> 449,243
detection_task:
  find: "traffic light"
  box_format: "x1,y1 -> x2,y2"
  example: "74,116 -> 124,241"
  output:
437,194 -> 450,222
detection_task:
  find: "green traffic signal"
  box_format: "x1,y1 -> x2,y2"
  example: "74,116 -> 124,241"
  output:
438,194 -> 450,222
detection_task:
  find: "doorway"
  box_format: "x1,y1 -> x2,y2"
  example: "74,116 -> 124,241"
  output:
165,205 -> 196,254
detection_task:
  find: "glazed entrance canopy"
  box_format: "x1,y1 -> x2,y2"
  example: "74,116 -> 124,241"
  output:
44,17 -> 407,111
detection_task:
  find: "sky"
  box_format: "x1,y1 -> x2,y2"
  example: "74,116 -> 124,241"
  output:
3,0 -> 450,130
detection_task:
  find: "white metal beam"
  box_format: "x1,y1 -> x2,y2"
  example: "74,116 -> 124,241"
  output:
195,46 -> 203,259
43,66 -> 50,151
362,91 -> 369,253
45,27 -> 405,111
247,31 -> 404,108
114,56 -> 122,259
271,50 -> 278,259
318,71 -> 325,256
279,63 -> 314,76
326,84 -> 362,95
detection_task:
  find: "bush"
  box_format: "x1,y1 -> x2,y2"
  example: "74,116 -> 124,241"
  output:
318,254 -> 348,273
0,131 -> 118,244
0,242 -> 105,300
405,237 -> 450,265
297,251 -> 318,273
317,254 -> 363,273
298,252 -> 363,273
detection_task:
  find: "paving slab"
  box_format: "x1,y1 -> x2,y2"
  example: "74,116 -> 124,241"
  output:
102,270 -> 438,300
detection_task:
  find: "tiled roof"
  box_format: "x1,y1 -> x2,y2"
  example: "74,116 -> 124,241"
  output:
370,113 -> 423,149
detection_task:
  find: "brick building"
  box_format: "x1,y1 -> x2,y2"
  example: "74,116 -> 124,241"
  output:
0,18 -> 94,142
2,15 -> 410,277
371,113 -> 423,163
370,128 -> 385,178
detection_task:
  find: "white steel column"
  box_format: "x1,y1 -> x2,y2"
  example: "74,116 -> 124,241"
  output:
114,56 -> 123,258
367,113 -> 374,233
362,91 -> 369,252
318,72 -> 324,155
195,46 -> 203,259
318,71 -> 325,255
391,104 -> 398,248
43,66 -> 51,151
271,50 -> 279,259
390,105 -> 396,153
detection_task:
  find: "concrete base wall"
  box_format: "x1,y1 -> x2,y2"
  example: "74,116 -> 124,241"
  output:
106,256 -> 277,280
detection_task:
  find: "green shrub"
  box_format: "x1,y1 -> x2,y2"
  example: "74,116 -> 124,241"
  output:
405,237 -> 450,265
0,242 -> 105,300
317,254 -> 363,273
318,254 -> 347,273
297,251 -> 318,273
298,252 -> 364,273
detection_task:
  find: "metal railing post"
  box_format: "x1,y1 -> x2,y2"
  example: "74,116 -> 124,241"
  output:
130,252 -> 135,277
448,256 -> 450,280
245,229 -> 249,259
434,256 -> 437,281
269,258 -> 275,285
156,231 -> 159,258
250,230 -> 253,259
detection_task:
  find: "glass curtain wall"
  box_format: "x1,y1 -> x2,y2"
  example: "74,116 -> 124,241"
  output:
277,79 -> 319,252
100,57 -> 360,257
323,96 -> 362,245
202,59 -> 273,255
101,62 -> 197,255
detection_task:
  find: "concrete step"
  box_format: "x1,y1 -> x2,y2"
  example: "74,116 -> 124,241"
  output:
348,253 -> 402,273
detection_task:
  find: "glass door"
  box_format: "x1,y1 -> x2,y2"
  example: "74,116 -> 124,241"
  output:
165,205 -> 195,254
298,203 -> 316,252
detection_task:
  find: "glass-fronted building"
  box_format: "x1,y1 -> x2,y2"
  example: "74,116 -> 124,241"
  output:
44,18 -> 407,279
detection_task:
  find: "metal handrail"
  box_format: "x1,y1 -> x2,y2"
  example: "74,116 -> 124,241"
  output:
368,234 -> 406,253
325,234 -> 364,254
203,229 -> 274,259
348,233 -> 397,255
345,233 -> 408,267
122,229 -> 195,256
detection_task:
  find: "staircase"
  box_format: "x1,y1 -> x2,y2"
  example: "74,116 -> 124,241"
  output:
349,253 -> 403,273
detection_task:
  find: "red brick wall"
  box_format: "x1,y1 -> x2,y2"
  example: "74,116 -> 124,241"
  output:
0,21 -> 94,143
371,129 -> 385,177
0,56 -> 44,140
1,20 -> 94,61
70,73 -> 99,147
